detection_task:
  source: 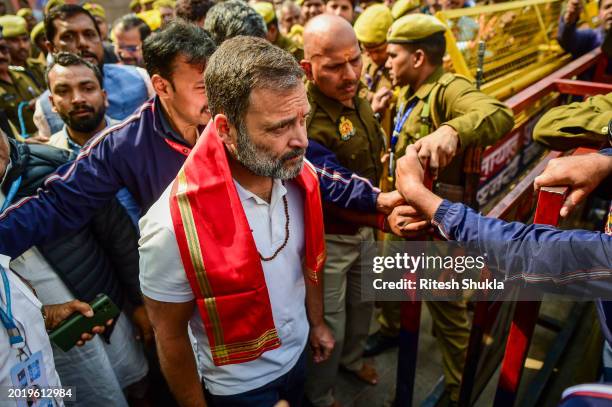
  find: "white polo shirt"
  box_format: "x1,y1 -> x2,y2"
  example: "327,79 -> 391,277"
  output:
139,178 -> 308,396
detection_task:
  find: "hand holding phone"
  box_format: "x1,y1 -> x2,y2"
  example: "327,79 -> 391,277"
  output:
48,294 -> 119,352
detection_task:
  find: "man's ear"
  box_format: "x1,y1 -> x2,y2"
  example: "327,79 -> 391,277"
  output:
214,114 -> 236,151
45,40 -> 55,55
102,89 -> 109,109
413,49 -> 426,69
49,93 -> 58,114
151,74 -> 172,99
301,60 -> 313,81
268,25 -> 278,42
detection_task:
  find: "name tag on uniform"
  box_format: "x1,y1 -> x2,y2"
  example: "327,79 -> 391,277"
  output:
9,350 -> 52,407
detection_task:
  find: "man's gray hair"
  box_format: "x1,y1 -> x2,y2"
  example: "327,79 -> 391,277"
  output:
205,35 -> 304,129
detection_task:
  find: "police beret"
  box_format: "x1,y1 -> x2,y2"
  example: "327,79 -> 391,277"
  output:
391,0 -> 420,19
44,0 -> 65,15
252,2 -> 276,25
30,21 -> 45,42
137,9 -> 162,30
153,0 -> 175,10
354,4 -> 392,46
16,8 -> 33,18
83,3 -> 106,20
0,15 -> 28,38
387,13 -> 446,43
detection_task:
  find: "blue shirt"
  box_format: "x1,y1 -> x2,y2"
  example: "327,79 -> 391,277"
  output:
432,148 -> 612,341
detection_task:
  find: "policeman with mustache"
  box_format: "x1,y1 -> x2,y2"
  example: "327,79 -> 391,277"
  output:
301,14 -> 385,407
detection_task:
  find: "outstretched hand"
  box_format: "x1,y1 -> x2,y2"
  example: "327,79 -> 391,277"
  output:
534,152 -> 612,218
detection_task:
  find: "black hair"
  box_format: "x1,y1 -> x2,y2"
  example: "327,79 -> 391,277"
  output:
44,4 -> 101,45
203,0 -> 267,45
175,0 -> 214,23
46,51 -> 104,88
142,20 -> 216,81
114,14 -> 152,42
404,32 -> 446,66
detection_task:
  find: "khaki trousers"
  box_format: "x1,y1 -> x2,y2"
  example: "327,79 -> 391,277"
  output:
305,227 -> 375,407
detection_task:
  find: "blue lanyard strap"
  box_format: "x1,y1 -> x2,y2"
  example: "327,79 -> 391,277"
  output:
389,100 -> 418,178
17,101 -> 29,139
1,175 -> 22,213
0,266 -> 25,348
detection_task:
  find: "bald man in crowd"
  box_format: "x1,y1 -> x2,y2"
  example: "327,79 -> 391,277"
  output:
301,14 -> 385,407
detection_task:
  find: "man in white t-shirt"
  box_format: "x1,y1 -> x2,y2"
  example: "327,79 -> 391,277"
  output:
139,36 -> 334,406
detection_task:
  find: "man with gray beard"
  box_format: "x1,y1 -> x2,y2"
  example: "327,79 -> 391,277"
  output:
138,36 -> 334,406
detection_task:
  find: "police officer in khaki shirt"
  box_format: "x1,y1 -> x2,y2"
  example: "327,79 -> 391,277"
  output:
0,25 -> 41,138
533,92 -> 612,150
354,4 -> 394,142
301,14 -> 385,407
369,14 -> 514,403
0,15 -> 46,90
253,2 -> 305,61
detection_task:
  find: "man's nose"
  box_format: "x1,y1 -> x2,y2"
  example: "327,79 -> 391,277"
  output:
342,62 -> 358,81
72,90 -> 86,104
291,125 -> 309,149
76,34 -> 90,50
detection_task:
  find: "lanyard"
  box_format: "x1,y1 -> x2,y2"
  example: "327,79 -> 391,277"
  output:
17,101 -> 30,139
389,100 -> 417,178
1,176 -> 22,213
0,266 -> 26,351
365,65 -> 384,91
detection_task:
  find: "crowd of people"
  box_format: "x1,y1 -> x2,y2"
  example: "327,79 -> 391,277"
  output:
0,0 -> 610,406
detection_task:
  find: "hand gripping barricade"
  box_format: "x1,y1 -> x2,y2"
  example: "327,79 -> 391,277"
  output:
394,1 -> 612,402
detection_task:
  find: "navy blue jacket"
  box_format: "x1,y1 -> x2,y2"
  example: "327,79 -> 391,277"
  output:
0,96 -> 380,258
433,148 -> 612,340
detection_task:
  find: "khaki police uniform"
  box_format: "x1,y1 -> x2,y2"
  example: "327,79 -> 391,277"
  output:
30,22 -> 46,62
533,92 -> 612,150
24,58 -> 46,90
0,15 -> 47,92
304,81 -> 384,407
0,66 -> 42,136
379,14 -> 515,402
354,4 -> 394,150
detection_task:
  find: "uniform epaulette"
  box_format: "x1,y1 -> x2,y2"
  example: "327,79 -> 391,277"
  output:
437,72 -> 458,87
9,65 -> 25,72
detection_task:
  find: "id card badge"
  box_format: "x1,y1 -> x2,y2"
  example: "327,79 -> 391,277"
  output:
9,350 -> 53,407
